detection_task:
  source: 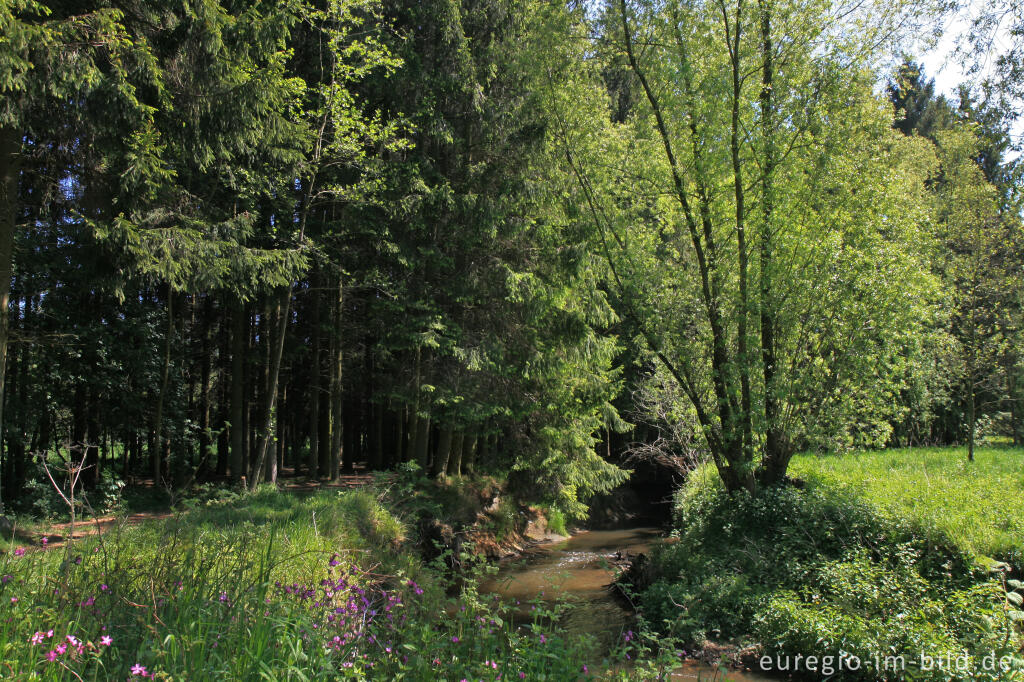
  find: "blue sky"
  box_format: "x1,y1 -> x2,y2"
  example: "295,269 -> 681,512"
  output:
917,2 -> 1021,149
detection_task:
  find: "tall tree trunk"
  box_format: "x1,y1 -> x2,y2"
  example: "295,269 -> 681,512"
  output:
0,126 -> 17,509
250,287 -> 289,489
447,431 -> 464,477
726,0 -> 754,462
370,402 -> 384,470
343,397 -> 359,473
967,306 -> 977,463
432,426 -> 453,478
967,370 -> 976,463
414,415 -> 430,470
4,292 -> 21,495
85,392 -> 100,489
198,297 -> 213,479
72,386 -> 87,486
466,431 -> 483,475
1010,360 -> 1022,446
230,300 -> 247,482
153,289 -> 174,486
309,269 -> 322,477
756,0 -> 789,486
462,433 -> 478,476
391,404 -> 405,467
216,312 -> 230,478
329,276 -> 344,480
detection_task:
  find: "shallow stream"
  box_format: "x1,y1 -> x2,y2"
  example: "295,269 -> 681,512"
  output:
480,527 -> 775,681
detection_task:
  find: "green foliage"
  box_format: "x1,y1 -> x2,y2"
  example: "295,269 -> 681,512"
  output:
789,447 -> 1024,570
544,509 -> 567,538
0,488 -> 630,680
639,462 -> 1022,678
539,0 -> 946,492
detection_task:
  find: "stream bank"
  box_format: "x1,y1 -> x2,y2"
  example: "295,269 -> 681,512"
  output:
479,526 -> 775,681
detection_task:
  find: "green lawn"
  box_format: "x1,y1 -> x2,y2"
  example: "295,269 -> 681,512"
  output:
790,446 -> 1024,566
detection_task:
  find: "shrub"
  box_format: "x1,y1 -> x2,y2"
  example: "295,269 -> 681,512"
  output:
638,469 -> 1024,679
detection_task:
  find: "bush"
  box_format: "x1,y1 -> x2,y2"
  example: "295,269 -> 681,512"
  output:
638,470 -> 1024,679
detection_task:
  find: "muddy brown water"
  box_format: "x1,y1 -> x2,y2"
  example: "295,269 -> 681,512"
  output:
479,527 -> 775,681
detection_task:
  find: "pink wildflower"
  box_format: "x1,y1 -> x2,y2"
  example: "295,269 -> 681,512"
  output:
13,547 -> 24,557
46,650 -> 58,662
131,663 -> 148,676
100,635 -> 113,646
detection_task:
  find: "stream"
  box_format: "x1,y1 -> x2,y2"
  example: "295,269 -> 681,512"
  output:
480,527 -> 775,681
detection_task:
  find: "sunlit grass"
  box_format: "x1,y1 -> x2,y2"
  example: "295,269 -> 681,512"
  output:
0,486 -> 652,680
790,446 -> 1024,566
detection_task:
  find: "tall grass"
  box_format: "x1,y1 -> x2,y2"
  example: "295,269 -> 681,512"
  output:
790,446 -> 1024,566
0,486 -> 655,680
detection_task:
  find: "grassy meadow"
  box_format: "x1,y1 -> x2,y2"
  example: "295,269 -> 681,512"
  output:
790,446 -> 1024,567
642,446 -> 1024,681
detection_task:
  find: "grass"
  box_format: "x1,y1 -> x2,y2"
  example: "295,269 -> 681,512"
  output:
790,446 -> 1024,567
639,447 -> 1024,680
0,484 -> 665,680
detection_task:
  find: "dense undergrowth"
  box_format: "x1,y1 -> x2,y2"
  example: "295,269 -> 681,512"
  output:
0,485 -> 652,681
639,452 -> 1024,681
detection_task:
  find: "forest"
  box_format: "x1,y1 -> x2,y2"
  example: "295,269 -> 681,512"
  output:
1,0 -> 1024,679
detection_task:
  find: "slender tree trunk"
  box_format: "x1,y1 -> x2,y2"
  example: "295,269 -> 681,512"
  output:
309,270 -> 322,477
72,386 -> 87,480
250,287 -> 289,489
967,367 -> 976,463
392,404 -> 405,467
329,277 -> 344,480
466,431 -> 484,475
230,300 -> 246,482
1010,361 -> 1022,446
153,290 -> 174,486
370,402 -> 384,470
967,301 -> 977,464
725,0 -> 754,462
756,0 -> 789,486
5,293 -> 21,495
414,415 -> 430,469
0,126 -> 18,509
198,297 -> 212,479
85,392 -> 100,489
343,397 -> 359,473
216,314 -> 230,478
